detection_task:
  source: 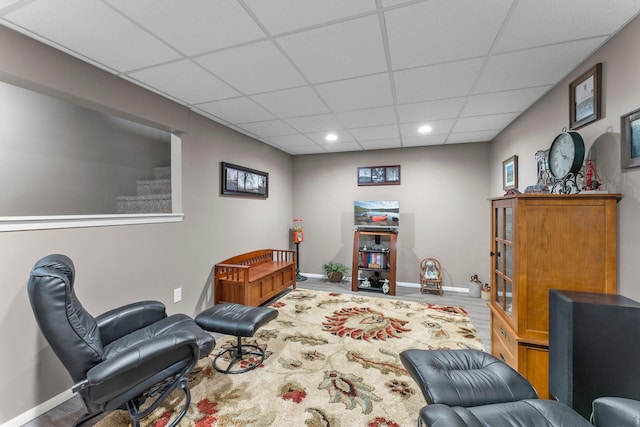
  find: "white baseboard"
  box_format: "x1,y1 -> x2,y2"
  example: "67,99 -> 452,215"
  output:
300,273 -> 469,294
1,389 -> 74,427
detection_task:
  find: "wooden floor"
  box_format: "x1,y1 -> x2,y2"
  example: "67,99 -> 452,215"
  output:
23,277 -> 490,427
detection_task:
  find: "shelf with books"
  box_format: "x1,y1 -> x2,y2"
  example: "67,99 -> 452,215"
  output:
352,229 -> 397,295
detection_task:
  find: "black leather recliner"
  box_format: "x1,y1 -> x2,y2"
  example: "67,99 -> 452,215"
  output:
400,349 -> 640,427
27,254 -> 216,427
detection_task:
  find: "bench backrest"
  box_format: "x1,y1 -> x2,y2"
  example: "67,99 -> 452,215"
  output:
219,249 -> 273,267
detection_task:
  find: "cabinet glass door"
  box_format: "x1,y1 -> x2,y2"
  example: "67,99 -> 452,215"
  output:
493,204 -> 513,315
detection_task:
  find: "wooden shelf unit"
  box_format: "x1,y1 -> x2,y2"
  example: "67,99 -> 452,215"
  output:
352,229 -> 397,295
489,193 -> 620,399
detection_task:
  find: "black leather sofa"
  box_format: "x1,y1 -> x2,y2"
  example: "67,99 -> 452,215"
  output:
400,349 -> 640,427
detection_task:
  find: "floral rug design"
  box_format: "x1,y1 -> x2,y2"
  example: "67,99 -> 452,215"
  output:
96,289 -> 484,427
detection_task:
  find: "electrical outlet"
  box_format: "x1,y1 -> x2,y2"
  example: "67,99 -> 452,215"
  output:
173,287 -> 182,303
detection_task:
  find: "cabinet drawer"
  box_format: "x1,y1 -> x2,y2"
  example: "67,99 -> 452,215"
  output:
491,315 -> 517,366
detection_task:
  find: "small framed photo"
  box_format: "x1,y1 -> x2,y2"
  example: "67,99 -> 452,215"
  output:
503,155 -> 518,191
357,165 -> 401,186
621,107 -> 640,169
221,162 -> 268,198
569,63 -> 602,130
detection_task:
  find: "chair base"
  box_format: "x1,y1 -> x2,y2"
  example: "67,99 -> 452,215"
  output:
213,336 -> 266,374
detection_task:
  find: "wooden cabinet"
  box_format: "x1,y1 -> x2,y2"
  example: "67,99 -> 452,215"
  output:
489,194 -> 620,399
352,229 -> 397,295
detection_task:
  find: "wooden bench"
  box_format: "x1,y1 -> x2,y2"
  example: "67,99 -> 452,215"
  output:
214,249 -> 296,306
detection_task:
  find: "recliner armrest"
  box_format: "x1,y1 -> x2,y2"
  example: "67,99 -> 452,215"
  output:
419,404 -> 480,427
80,329 -> 199,408
592,397 -> 640,427
96,300 -> 167,344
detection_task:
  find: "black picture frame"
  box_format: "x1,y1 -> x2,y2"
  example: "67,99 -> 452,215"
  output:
221,162 -> 268,198
621,107 -> 640,169
502,155 -> 518,191
569,63 -> 602,130
357,165 -> 401,186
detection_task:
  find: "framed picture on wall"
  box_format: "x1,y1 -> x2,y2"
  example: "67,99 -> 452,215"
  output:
621,107 -> 640,169
569,63 -> 602,130
503,155 -> 518,191
357,165 -> 401,186
221,162 -> 268,198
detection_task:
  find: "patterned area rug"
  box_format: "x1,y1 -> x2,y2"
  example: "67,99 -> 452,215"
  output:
97,289 -> 484,426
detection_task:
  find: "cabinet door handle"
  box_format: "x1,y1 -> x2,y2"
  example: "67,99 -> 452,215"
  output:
499,352 -> 506,362
500,328 -> 506,338
490,251 -> 495,257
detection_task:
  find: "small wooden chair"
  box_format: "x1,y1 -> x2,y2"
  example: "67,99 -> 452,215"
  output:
420,258 -> 443,296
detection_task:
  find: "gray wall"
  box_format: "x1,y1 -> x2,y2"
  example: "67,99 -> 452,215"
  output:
489,14 -> 640,301
0,80 -> 171,215
292,144 -> 491,288
0,26 -> 292,423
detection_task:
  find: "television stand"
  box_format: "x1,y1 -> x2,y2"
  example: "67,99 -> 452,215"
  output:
351,229 -> 397,295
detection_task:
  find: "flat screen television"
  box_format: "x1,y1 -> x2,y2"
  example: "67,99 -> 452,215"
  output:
354,200 -> 399,229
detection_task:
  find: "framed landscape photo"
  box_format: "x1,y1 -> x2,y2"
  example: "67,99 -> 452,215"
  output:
221,162 -> 268,198
621,107 -> 640,169
357,165 -> 401,186
503,155 -> 518,191
569,63 -> 602,130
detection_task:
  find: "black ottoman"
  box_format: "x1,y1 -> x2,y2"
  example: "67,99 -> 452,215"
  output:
195,303 -> 278,374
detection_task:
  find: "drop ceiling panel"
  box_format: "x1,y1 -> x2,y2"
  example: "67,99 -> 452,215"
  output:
251,86 -> 330,118
236,120 -> 297,138
267,134 -> 316,147
493,0 -> 640,53
461,86 -> 551,117
305,130 -> 355,144
3,0 -> 181,71
285,114 -> 344,133
315,73 -> 394,112
194,40 -> 307,95
394,58 -> 485,104
358,138 -> 402,150
453,113 -> 521,133
385,0 -> 511,69
128,60 -> 239,104
107,0 -> 266,55
196,97 -> 274,124
448,130 -> 500,144
244,0 -> 375,34
400,120 -> 455,138
397,98 -> 466,123
322,141 -> 363,152
350,124 -> 400,141
475,38 -> 607,94
276,15 -> 387,83
402,133 -> 448,147
334,106 -> 397,128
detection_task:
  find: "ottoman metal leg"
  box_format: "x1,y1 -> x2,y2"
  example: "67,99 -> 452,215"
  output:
213,336 -> 266,374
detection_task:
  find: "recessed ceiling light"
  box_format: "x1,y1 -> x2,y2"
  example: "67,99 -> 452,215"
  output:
418,125 -> 432,134
326,133 -> 338,142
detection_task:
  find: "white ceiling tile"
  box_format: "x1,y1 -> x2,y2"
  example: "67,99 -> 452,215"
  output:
0,0 -> 22,9
4,0 -> 181,70
195,40 -> 306,95
397,98 -> 466,123
475,38 -> 607,93
267,134 -> 315,147
400,120 -> 454,138
335,106 -> 398,128
322,141 -> 364,153
385,0 -> 511,69
461,87 -> 551,117
285,114 -> 343,133
402,134 -> 448,146
394,58 -> 485,104
284,144 -> 328,155
447,130 -> 500,144
315,73 -> 394,112
305,130 -> 355,144
236,120 -> 298,138
244,0 -> 375,34
494,0 -> 640,53
128,60 -> 239,104
277,15 -> 387,83
350,125 -> 400,141
251,86 -> 330,118
358,139 -> 402,150
196,97 -> 274,124
106,0 -> 265,55
453,113 -> 521,133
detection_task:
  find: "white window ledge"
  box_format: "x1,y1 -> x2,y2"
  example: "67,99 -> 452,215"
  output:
0,213 -> 184,232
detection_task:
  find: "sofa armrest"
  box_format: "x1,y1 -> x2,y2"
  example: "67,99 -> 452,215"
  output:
96,301 -> 166,344
592,397 -> 640,427
419,404 -> 481,427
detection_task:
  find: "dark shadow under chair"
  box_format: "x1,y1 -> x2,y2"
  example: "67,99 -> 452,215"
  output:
400,349 -> 640,427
